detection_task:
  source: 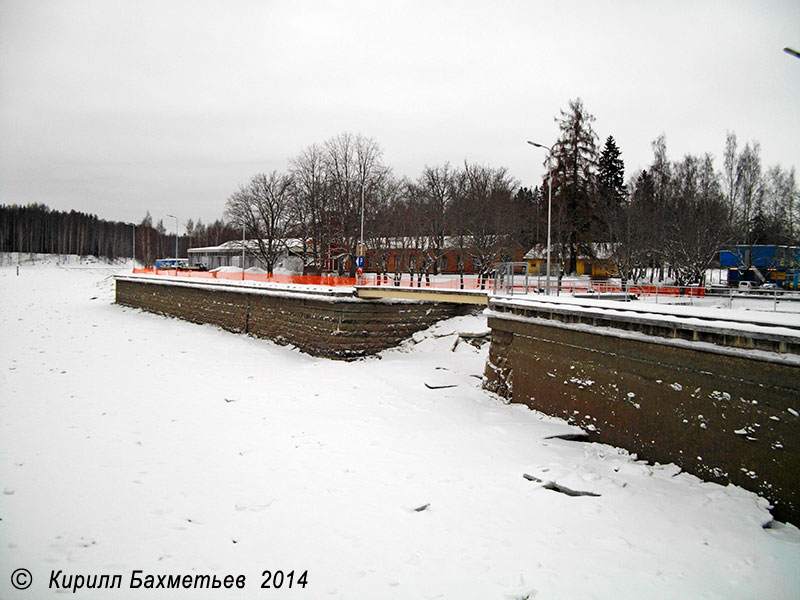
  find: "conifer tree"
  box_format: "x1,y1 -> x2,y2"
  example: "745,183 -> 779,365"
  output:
597,136 -> 626,215
548,98 -> 599,274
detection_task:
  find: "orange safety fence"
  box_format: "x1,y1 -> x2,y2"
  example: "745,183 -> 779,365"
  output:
361,273 -> 494,290
590,282 -> 706,297
130,269 -> 707,297
132,268 -> 496,290
133,268 -> 357,287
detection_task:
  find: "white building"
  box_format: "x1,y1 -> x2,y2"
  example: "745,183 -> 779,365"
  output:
188,239 -> 305,274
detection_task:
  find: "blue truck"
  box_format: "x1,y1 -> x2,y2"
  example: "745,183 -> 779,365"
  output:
720,245 -> 800,290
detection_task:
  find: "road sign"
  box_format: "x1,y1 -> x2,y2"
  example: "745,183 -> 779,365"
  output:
355,256 -> 365,268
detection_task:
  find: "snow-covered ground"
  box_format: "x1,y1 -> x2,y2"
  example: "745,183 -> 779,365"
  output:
1,259 -> 799,599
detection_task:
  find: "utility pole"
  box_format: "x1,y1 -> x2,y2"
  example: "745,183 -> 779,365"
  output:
527,141 -> 553,295
167,214 -> 178,270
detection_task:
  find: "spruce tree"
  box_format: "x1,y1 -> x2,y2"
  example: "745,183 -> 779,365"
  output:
596,135 -> 626,255
549,98 -> 599,274
597,136 -> 626,213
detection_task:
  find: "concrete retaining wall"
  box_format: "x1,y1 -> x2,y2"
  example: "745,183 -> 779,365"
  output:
115,275 -> 472,359
483,296 -> 800,525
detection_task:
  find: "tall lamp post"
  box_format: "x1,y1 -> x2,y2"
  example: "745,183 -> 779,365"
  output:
527,141 -> 553,295
360,180 -> 365,259
167,214 -> 179,267
347,177 -> 367,274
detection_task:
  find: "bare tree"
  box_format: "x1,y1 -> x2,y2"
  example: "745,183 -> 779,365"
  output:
323,133 -> 391,275
380,188 -> 419,285
367,176 -> 405,281
612,170 -> 656,282
225,171 -> 293,275
759,165 -> 797,244
664,154 -> 733,285
722,131 -> 739,223
413,163 -> 459,274
289,143 -> 329,272
455,162 -> 518,287
736,141 -> 763,246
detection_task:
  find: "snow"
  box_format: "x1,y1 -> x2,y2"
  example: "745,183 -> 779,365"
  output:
486,307 -> 800,368
121,272 -> 358,302
1,259 -> 800,599
488,294 -> 800,367
491,294 -> 800,333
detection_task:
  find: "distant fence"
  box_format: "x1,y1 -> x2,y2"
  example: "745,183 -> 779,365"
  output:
591,282 -> 706,297
132,269 -> 798,302
491,275 -> 709,298
128,269 -> 720,296
133,268 -> 357,287
495,279 -> 708,298
132,268 -> 495,290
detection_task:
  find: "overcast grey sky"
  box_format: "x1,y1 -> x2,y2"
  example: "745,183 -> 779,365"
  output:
1,0 -> 798,232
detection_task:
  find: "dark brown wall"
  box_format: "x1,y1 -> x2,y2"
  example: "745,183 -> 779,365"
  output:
485,311 -> 800,525
115,277 -> 471,359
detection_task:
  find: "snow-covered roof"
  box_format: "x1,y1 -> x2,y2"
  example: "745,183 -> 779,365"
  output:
368,236 -> 474,251
189,238 -> 306,254
523,242 -> 617,261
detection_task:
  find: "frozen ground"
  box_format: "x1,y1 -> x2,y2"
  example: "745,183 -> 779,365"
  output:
1,259 -> 799,599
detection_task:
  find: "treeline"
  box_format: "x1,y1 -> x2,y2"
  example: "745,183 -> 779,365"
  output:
0,204 -> 134,260
226,99 -> 797,282
136,212 -> 240,267
0,204 -> 240,266
225,148 -> 525,276
2,98 -> 797,280
603,130 -> 798,285
518,101 -> 796,284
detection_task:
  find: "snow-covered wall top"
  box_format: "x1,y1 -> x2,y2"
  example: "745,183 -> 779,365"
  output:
114,275 -> 473,358
484,297 -> 800,526
115,272 -> 359,303
487,295 -> 800,365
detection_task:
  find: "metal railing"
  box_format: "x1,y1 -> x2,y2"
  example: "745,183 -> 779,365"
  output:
131,268 -> 800,311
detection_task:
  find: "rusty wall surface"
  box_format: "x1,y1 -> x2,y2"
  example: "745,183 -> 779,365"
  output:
484,313 -> 800,525
115,277 -> 470,359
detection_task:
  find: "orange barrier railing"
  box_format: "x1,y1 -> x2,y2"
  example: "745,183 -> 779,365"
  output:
590,282 -> 706,297
132,268 -> 495,290
130,269 -> 707,297
362,273 -> 493,290
133,268 -> 357,287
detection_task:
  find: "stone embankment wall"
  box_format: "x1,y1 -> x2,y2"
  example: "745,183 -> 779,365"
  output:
483,296 -> 800,525
115,275 -> 472,359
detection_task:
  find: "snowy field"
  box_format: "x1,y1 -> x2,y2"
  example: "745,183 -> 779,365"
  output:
1,258 -> 800,599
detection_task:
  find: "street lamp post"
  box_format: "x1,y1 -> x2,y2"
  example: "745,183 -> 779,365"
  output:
347,177 -> 367,275
359,180 -> 365,259
167,214 -> 178,269
527,141 -> 553,295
